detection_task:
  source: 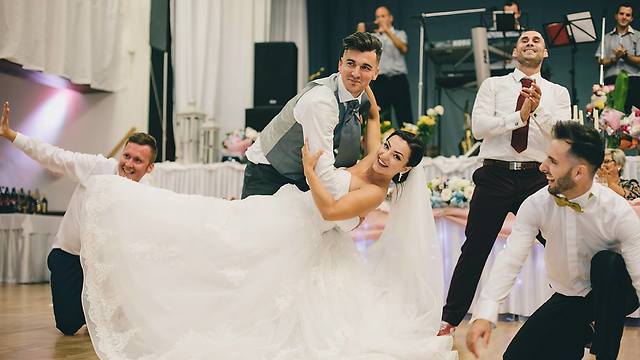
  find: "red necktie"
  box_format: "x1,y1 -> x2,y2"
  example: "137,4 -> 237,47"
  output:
511,78 -> 534,153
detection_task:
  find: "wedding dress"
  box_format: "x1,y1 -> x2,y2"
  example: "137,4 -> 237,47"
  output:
79,166 -> 457,359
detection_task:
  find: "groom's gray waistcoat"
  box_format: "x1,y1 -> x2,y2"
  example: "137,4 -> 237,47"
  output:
259,73 -> 361,181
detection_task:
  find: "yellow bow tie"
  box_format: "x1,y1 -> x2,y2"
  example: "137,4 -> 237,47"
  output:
552,195 -> 583,213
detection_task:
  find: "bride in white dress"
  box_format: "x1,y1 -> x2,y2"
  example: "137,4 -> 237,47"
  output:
78,90 -> 457,360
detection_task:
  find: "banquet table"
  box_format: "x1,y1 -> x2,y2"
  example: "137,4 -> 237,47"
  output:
0,214 -> 62,283
148,156 -> 640,318
150,156 -> 640,199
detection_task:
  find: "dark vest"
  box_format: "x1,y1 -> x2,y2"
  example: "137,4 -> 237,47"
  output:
259,73 -> 362,181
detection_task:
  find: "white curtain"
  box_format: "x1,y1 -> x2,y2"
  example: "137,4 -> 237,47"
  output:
173,0 -> 271,139
172,0 -> 309,150
0,0 -> 129,91
269,0 -> 308,91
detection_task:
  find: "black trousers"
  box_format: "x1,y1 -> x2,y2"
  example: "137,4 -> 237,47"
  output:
370,73 -> 413,125
442,164 -> 547,326
241,162 -> 309,199
48,248 -> 85,335
504,251 -> 640,360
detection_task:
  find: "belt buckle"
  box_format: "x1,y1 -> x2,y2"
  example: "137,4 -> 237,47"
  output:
508,161 -> 522,171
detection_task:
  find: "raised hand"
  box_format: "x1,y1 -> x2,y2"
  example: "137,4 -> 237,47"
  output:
364,86 -> 379,121
0,101 -> 16,142
520,81 -> 541,122
466,319 -> 493,359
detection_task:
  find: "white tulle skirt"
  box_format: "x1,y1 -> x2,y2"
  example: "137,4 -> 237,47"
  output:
79,175 -> 456,359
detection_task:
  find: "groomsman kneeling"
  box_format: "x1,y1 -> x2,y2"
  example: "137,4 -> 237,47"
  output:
0,102 -> 157,335
467,121 -> 640,360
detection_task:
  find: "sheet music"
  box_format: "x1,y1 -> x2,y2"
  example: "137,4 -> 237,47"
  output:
567,11 -> 596,43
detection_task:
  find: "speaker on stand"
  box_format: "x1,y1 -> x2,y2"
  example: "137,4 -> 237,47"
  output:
246,42 -> 298,131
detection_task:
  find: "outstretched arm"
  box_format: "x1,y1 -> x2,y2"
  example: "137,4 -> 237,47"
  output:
0,102 -> 17,142
363,86 -> 381,156
302,139 -> 385,221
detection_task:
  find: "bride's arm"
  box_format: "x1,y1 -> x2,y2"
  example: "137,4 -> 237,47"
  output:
303,140 -> 385,221
363,86 -> 381,156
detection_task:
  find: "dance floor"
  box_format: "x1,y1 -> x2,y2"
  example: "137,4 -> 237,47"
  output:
1,284 -> 639,359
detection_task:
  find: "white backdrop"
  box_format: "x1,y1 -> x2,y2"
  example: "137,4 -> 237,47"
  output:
172,0 -> 309,155
0,0 -> 130,91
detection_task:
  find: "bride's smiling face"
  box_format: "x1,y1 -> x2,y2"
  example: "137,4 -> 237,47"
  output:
372,135 -> 411,177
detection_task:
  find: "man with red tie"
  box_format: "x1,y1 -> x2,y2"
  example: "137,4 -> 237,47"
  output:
438,30 -> 571,336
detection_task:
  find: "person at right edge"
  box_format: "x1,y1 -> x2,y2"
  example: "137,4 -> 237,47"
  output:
437,30 -> 571,336
595,3 -> 640,113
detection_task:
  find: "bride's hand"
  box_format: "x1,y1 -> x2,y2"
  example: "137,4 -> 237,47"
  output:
301,138 -> 323,175
364,86 -> 379,121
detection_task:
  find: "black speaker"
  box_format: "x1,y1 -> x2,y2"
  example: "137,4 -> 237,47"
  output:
245,105 -> 284,132
254,42 -> 297,107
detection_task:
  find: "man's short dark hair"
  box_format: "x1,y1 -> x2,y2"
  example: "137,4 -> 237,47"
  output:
126,132 -> 158,163
376,5 -> 392,16
552,121 -> 604,174
342,32 -> 383,63
617,3 -> 634,16
504,1 -> 520,9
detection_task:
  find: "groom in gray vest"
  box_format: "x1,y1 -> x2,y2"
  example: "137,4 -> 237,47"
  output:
242,32 -> 382,199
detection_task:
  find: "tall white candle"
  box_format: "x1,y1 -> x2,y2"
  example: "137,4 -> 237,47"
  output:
594,109 -> 600,131
599,17 -> 606,85
579,110 -> 584,125
572,105 -> 578,120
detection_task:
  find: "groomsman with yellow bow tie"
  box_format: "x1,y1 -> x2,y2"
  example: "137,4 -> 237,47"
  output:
467,121 -> 640,360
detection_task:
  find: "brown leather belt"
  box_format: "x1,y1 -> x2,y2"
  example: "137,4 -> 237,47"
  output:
483,159 -> 541,171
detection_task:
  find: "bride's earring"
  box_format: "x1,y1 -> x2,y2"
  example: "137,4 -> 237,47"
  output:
398,172 -> 402,182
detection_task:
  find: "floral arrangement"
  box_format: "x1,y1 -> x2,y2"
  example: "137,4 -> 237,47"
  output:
221,127 -> 259,162
380,105 -> 444,147
585,71 -> 639,150
598,107 -> 640,149
426,176 -> 475,208
585,84 -> 615,113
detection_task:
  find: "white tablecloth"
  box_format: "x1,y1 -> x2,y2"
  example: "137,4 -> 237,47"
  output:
0,214 -> 62,283
149,156 -> 640,198
149,161 -> 246,198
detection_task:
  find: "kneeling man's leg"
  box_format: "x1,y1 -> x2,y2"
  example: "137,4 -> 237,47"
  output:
590,250 -> 640,359
48,249 -> 86,335
504,293 -> 590,360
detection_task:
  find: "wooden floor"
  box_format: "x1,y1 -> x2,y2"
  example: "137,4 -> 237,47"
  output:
1,284 -> 639,359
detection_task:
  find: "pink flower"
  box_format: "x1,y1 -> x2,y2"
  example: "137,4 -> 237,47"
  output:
601,108 -> 625,131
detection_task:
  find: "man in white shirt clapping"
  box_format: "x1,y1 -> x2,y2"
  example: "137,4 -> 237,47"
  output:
467,121 -> 640,360
439,30 -> 571,336
0,101 -> 157,335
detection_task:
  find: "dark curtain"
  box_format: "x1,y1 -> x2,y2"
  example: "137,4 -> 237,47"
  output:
148,0 -> 175,162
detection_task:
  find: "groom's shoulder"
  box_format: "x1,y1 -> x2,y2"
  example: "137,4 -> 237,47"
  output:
297,85 -> 337,110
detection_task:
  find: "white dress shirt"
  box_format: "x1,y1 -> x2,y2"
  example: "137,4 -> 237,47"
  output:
472,183 -> 640,324
246,74 -> 361,199
12,133 -> 148,255
472,68 -> 571,162
372,27 -> 408,76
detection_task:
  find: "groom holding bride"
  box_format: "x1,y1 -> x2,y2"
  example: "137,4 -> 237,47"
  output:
242,31 -> 382,199
18,31 -> 455,359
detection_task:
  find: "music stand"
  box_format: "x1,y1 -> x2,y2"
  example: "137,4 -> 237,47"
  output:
544,11 -> 597,105
494,11 -> 517,32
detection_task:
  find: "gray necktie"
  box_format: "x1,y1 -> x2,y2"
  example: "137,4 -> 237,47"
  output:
334,100 -> 361,167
